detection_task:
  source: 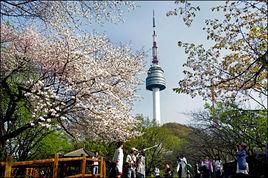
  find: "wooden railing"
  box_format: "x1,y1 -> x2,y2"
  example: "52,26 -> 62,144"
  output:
0,154 -> 106,178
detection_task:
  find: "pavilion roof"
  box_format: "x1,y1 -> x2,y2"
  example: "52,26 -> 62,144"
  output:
63,148 -> 95,157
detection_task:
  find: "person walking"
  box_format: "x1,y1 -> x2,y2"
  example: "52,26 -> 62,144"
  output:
110,141 -> 124,178
176,155 -> 188,178
164,164 -> 173,178
193,163 -> 201,178
92,151 -> 99,175
236,142 -> 249,175
125,147 -> 138,178
136,150 -> 145,178
201,156 -> 213,178
154,167 -> 161,178
214,156 -> 223,178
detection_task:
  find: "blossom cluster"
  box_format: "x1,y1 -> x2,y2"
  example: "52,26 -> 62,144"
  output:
174,1 -> 267,109
1,23 -> 145,142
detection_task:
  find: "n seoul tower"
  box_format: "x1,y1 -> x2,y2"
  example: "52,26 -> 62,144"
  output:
146,11 -> 166,125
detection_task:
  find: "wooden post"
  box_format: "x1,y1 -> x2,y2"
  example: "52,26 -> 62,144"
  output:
52,154 -> 59,178
99,157 -> 103,178
4,162 -> 11,177
4,155 -> 12,178
81,154 -> 86,177
103,159 -> 106,178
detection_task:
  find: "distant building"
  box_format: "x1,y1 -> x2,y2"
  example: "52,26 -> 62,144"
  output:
63,148 -> 95,157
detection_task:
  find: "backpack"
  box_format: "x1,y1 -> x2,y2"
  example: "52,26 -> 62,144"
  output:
185,164 -> 192,173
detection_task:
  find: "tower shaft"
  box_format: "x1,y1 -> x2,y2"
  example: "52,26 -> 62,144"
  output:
153,88 -> 161,124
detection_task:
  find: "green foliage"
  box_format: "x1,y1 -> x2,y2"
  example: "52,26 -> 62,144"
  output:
124,116 -> 192,175
182,103 -> 267,164
30,131 -> 74,159
82,140 -> 116,161
0,68 -> 64,161
211,103 -> 267,151
163,122 -> 192,139
135,114 -> 157,130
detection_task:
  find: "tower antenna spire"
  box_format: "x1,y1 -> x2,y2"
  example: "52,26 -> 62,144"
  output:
153,10 -> 155,28
152,10 -> 158,65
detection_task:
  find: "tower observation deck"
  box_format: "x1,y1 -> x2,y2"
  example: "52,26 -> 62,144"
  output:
145,11 -> 166,125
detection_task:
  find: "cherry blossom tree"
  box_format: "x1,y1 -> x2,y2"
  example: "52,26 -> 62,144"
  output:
168,1 -> 267,109
1,23 -> 144,144
1,1 -> 144,160
0,1 -> 136,30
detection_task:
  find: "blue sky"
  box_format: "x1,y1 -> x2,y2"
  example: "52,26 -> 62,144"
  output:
92,1 -> 224,125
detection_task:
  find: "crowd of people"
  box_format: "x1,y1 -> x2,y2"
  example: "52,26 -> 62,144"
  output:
108,142 -> 251,178
194,143 -> 249,178
109,142 -> 145,178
